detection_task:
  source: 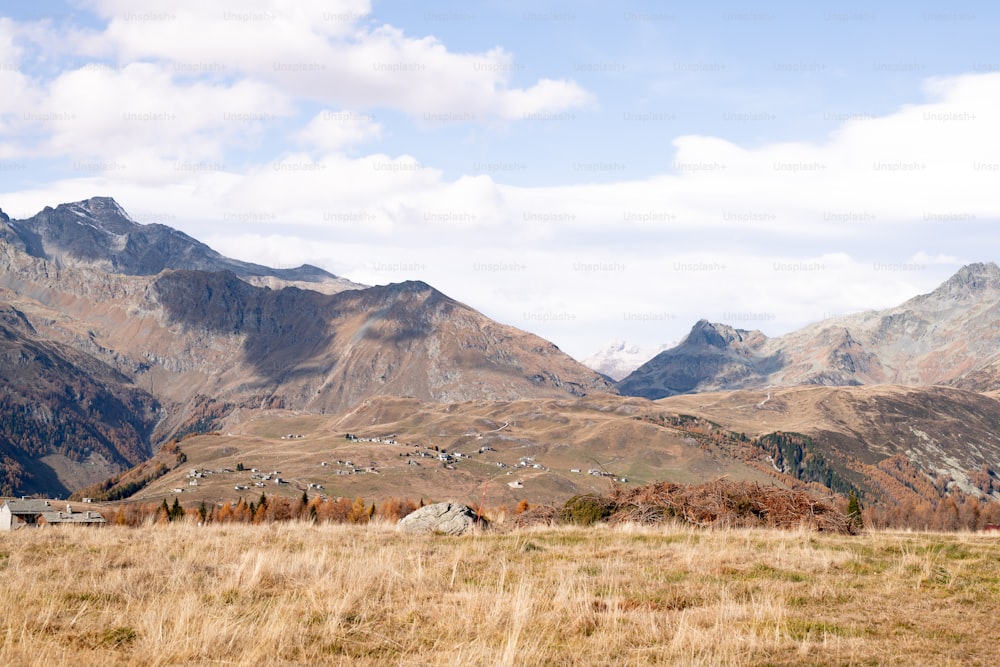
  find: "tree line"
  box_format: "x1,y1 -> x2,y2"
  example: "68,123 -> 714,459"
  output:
106,492 -> 421,527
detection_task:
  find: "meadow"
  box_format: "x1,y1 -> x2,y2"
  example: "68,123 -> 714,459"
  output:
1,521 -> 998,666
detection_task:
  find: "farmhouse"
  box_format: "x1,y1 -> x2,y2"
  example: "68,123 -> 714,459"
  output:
1,499 -> 107,530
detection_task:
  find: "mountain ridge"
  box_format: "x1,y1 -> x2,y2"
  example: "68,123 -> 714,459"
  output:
619,262 -> 1000,399
5,196 -> 364,294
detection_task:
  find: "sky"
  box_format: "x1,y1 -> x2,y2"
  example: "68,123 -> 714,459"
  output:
0,1 -> 997,363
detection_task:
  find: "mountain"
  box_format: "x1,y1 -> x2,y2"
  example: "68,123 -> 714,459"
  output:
619,263 -> 1000,399
0,197 -> 616,496
3,197 -> 363,294
146,270 -> 614,416
580,339 -> 672,381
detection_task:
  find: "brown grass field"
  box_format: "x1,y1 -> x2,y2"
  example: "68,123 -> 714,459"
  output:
2,522 -> 999,666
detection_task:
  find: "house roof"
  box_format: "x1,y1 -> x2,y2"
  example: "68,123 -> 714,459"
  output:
2,499 -> 54,514
40,511 -> 106,525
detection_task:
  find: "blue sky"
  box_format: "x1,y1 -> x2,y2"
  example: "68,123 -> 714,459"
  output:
1,1 -> 998,364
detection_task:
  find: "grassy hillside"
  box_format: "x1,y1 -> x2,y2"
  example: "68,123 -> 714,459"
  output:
1,523 -> 999,665
111,396 -> 781,509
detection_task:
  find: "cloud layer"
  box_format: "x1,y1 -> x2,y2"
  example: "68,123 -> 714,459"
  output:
1,4 -> 996,359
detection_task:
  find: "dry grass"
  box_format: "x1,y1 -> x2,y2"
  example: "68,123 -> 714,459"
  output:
2,523 -> 999,666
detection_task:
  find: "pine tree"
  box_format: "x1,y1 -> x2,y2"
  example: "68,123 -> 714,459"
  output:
170,497 -> 184,522
198,500 -> 209,524
847,490 -> 863,530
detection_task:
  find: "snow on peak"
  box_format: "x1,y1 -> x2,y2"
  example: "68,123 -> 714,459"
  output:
581,339 -> 674,381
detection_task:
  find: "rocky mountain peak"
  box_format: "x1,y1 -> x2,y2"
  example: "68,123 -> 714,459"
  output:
934,262 -> 1000,296
4,196 -> 361,292
684,319 -> 764,349
53,196 -> 137,235
898,262 -> 1000,312
380,279 -> 434,294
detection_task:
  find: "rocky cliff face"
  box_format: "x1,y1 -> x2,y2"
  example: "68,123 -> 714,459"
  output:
619,263 -> 1000,399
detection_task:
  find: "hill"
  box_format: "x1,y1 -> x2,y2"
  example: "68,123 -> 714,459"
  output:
98,394 -> 773,509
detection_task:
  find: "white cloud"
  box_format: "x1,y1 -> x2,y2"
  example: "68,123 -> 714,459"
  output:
1,60 -> 292,168
66,0 -> 593,120
3,16 -> 998,359
296,109 -> 382,152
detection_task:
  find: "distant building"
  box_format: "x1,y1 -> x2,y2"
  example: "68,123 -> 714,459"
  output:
1,499 -> 107,530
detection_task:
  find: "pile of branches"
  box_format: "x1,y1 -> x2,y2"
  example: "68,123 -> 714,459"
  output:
502,504 -> 561,530
608,479 -> 856,534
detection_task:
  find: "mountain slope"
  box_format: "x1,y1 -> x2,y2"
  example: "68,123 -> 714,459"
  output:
97,384 -> 1000,525
656,384 -> 1000,506
0,299 -> 159,497
148,270 -> 615,414
94,394 -> 787,509
619,263 -> 1000,398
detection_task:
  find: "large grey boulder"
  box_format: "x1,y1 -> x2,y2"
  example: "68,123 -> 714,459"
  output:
398,502 -> 484,535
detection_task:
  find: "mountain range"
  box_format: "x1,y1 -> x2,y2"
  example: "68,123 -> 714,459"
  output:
0,197 -> 612,495
1,195 -> 998,517
617,262 -> 1000,399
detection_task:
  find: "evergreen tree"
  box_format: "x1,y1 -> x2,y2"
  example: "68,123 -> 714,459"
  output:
847,490 -> 863,530
198,500 -> 209,523
170,497 -> 184,522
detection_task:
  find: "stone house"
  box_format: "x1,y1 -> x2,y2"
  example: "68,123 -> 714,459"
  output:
0,499 -> 107,530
